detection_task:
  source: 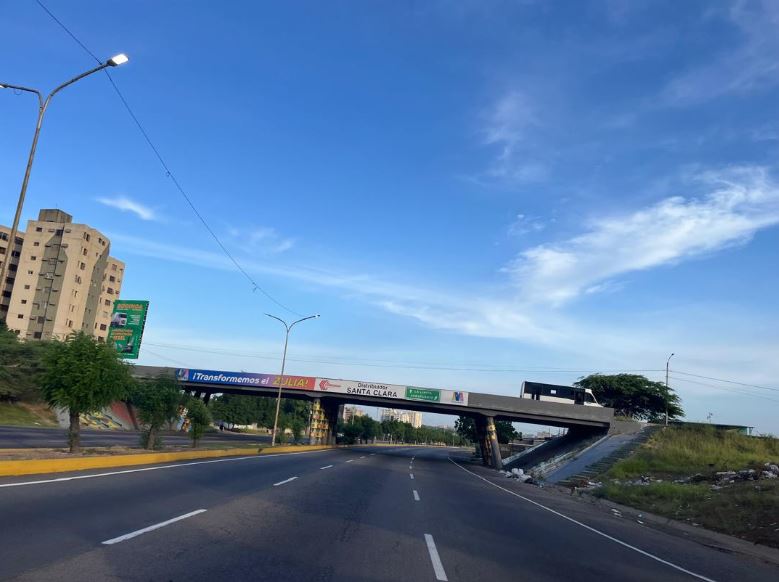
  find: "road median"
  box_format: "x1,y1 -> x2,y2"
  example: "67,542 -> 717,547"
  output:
0,444 -> 335,477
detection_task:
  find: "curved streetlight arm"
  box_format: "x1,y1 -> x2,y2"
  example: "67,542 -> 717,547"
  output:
289,314 -> 320,331
0,84 -> 43,106
265,313 -> 291,332
0,57 -> 126,314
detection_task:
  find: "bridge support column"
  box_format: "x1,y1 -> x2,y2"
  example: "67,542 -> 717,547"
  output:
309,398 -> 325,444
475,416 -> 491,467
202,392 -> 211,405
322,400 -> 340,445
485,416 -> 503,470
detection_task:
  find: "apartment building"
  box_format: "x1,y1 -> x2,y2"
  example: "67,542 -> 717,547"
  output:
379,408 -> 423,428
3,209 -> 125,342
0,225 -> 24,316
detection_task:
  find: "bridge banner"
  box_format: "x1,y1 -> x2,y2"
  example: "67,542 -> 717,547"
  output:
315,378 -> 405,399
176,369 -> 316,390
315,378 -> 469,406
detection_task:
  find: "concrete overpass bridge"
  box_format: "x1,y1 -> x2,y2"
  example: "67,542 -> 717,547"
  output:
132,365 -> 614,470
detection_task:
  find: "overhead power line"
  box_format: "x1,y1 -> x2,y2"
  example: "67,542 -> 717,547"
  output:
144,340 -> 664,375
672,369 -> 779,393
34,0 -> 303,317
668,374 -> 779,404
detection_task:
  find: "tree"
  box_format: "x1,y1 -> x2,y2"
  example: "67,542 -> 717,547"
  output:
186,397 -> 212,447
40,332 -> 133,453
455,416 -> 515,444
0,323 -> 51,402
495,421 -> 518,444
574,373 -> 684,421
130,375 -> 182,449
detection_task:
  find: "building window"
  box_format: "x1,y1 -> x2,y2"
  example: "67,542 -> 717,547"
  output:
107,287 -> 114,295
104,299 -> 110,306
0,247 -> 5,255
24,285 -> 30,290
0,233 -> 6,241
99,323 -> 107,331
33,332 -> 42,339
35,227 -> 42,232
30,256 -> 36,261
82,248 -> 87,256
8,264 -> 17,272
2,290 -> 10,298
80,262 -> 86,270
17,314 -> 23,319
109,275 -> 115,282
33,242 -> 40,247
27,270 -> 33,275
111,264 -> 117,271
20,299 -> 27,305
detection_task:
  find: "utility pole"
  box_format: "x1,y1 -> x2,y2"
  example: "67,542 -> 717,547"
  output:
0,55 -> 129,301
665,352 -> 675,426
266,313 -> 319,446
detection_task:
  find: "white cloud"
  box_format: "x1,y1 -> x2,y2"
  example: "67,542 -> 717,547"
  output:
507,213 -> 546,236
663,0 -> 779,105
228,226 -> 295,254
97,196 -> 159,221
504,166 -> 779,304
480,91 -> 548,184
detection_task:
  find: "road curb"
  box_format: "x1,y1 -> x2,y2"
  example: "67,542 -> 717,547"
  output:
0,445 -> 335,477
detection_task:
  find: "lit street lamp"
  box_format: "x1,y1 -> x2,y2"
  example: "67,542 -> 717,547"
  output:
665,352 -> 675,426
266,313 -> 320,446
0,54 -> 129,298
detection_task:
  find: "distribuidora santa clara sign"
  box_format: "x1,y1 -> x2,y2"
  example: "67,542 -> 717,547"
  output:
174,368 -> 469,406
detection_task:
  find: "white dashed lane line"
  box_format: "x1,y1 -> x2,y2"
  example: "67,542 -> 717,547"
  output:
424,534 -> 448,581
273,477 -> 298,487
413,490 -> 420,501
346,459 -> 354,463
410,473 -> 414,480
320,465 -> 333,470
102,509 -> 206,545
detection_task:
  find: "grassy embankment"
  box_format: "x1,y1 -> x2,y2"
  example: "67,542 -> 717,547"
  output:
0,401 -> 58,427
593,425 -> 779,547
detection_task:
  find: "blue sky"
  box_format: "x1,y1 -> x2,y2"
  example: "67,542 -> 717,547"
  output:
2,1 -> 779,433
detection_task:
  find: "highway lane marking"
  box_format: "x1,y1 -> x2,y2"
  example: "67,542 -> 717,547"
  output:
102,509 -> 206,545
320,465 -> 334,470
369,453 -> 376,456
413,489 -> 420,501
346,459 -> 355,463
448,459 -> 717,582
0,450 -> 332,489
359,456 -> 366,459
273,477 -> 298,487
410,473 -> 414,479
424,534 -> 448,581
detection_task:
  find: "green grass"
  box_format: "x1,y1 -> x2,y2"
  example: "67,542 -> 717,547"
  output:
0,401 -> 57,427
595,480 -> 779,548
606,425 -> 779,479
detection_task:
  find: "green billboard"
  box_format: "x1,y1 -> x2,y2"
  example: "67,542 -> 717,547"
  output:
107,300 -> 149,359
405,386 -> 441,403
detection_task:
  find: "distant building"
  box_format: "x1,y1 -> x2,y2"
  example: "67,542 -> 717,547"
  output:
1,209 -> 125,342
342,405 -> 367,423
379,408 -> 422,428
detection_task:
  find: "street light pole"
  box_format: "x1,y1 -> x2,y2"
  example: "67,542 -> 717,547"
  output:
665,352 -> 675,426
0,54 -> 129,300
266,313 -> 320,446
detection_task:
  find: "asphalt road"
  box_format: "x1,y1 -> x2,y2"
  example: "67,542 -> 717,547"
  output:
0,425 -> 271,448
1,446 -> 777,581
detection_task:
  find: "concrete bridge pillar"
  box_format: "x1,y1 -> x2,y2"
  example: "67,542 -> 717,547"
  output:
485,416 -> 503,471
475,416 -> 491,467
322,400 -> 340,445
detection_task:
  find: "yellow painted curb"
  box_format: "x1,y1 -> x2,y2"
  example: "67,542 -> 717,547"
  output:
0,445 -> 335,478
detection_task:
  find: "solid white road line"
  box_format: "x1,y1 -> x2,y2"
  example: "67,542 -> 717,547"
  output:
413,489 -> 420,501
424,534 -> 448,581
448,458 -> 716,582
410,473 -> 414,480
273,477 -> 298,487
102,509 -> 206,545
0,450 -> 330,489
320,465 -> 334,470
